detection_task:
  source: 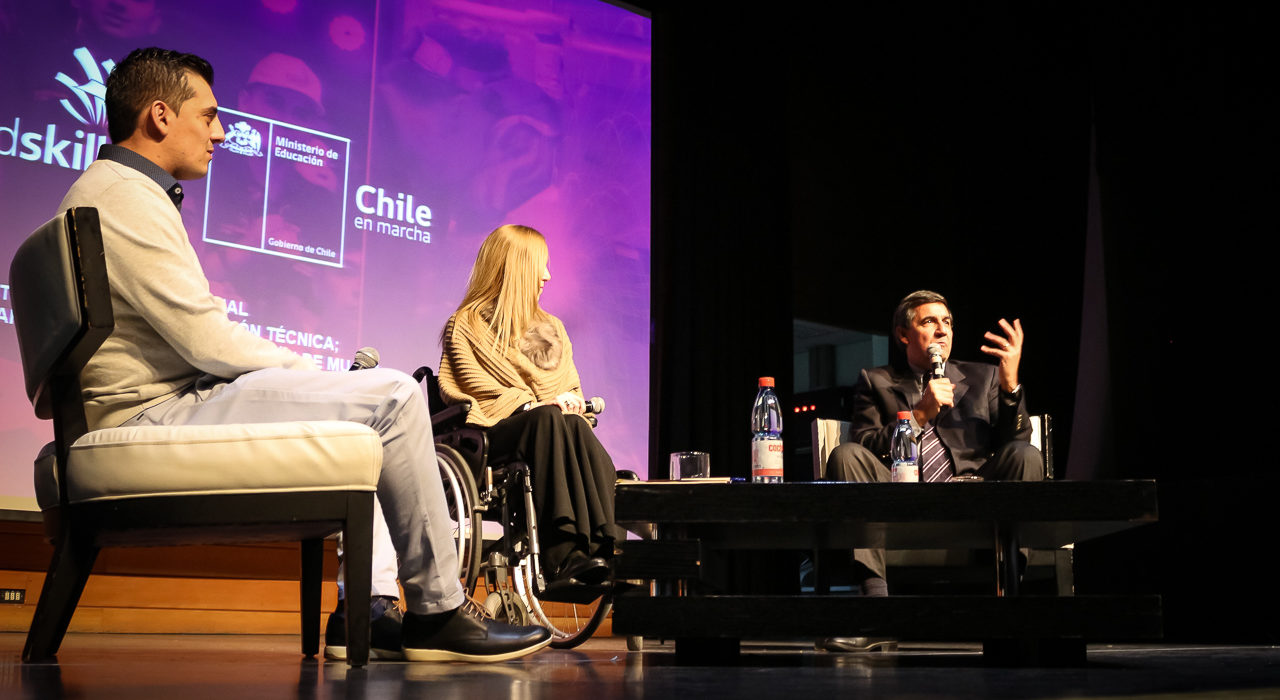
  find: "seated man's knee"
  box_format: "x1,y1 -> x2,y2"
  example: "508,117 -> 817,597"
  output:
826,442 -> 888,483
987,441 -> 1044,481
358,367 -> 420,398
1017,442 -> 1046,481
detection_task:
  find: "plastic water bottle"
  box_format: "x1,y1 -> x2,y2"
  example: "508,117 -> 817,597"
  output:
889,410 -> 919,483
751,377 -> 784,483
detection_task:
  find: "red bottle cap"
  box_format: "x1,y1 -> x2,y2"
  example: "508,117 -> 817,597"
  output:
758,377 -> 775,387
897,411 -> 912,420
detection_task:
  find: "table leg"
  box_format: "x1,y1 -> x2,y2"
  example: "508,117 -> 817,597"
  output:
994,521 -> 1019,597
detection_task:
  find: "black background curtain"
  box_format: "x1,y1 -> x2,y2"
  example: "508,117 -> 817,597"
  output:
643,0 -> 1276,640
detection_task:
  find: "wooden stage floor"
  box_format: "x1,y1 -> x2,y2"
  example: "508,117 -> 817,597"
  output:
4,632 -> 1280,699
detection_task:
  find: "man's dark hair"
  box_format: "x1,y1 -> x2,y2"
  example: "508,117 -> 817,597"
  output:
106,47 -> 214,144
891,289 -> 950,338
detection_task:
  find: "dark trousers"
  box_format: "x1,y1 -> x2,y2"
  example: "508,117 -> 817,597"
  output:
825,440 -> 1044,581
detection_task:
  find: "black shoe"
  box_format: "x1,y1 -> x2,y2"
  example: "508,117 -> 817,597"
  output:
402,600 -> 551,663
815,637 -> 898,653
551,556 -> 610,586
324,596 -> 405,661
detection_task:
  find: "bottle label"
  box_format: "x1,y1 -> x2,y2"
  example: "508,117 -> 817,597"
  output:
891,461 -> 919,483
751,438 -> 784,478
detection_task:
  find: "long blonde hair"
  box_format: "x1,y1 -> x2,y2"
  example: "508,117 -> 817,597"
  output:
453,224 -> 550,350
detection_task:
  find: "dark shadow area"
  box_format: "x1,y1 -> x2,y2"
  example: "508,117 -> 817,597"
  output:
640,0 -> 1276,642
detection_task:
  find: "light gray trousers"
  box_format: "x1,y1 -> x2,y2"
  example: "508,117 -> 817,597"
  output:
122,367 -> 464,615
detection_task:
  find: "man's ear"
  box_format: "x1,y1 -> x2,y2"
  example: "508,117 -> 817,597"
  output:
896,327 -> 908,346
146,100 -> 172,137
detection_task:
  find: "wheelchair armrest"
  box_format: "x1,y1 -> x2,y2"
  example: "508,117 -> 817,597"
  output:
430,402 -> 471,432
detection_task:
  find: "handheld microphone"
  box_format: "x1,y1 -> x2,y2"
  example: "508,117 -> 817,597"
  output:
926,343 -> 945,380
584,396 -> 605,415
349,347 -> 380,371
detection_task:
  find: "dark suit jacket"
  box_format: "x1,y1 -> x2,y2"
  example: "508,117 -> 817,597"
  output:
847,359 -> 1031,474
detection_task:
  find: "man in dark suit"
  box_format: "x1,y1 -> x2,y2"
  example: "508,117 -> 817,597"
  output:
825,290 -> 1044,599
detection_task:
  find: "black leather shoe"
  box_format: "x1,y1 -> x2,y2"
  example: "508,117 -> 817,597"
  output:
402,600 -> 551,663
324,596 -> 404,660
552,556 -> 610,585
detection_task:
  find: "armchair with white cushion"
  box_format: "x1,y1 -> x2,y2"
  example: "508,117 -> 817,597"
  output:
12,208 -> 382,666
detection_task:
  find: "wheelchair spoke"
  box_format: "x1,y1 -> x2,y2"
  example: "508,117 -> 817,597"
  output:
434,444 -> 482,589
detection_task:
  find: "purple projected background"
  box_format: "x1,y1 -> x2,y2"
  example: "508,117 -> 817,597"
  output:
0,0 -> 652,501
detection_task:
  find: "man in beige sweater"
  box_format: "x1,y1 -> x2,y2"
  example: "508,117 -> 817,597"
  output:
58,46 -> 549,663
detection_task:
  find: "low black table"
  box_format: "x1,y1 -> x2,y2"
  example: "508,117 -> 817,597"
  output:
612,480 -> 1161,665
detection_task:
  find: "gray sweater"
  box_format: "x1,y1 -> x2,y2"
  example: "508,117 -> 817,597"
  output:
59,158 -> 315,429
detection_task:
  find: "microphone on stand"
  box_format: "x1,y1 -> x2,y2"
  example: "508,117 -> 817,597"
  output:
349,347 -> 380,371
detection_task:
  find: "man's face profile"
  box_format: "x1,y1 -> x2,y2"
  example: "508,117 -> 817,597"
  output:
899,301 -> 953,370
164,73 -> 225,180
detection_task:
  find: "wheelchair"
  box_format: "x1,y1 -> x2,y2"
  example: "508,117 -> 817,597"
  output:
418,367 -> 617,649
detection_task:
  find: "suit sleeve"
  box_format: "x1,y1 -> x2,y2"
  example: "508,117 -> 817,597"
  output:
848,368 -> 895,461
990,372 -> 1033,448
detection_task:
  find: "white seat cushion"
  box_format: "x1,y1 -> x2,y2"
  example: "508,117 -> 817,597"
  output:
50,421 -> 381,505
811,418 -> 853,480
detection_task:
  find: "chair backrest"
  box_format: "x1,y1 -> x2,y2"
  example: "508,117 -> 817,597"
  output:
10,208 -> 111,419
811,418 -> 853,480
412,365 -> 452,416
9,208 -> 113,498
810,415 -> 1054,480
413,365 -> 487,474
1030,414 -> 1053,479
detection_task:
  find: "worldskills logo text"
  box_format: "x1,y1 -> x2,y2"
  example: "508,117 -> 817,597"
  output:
1,47 -> 109,171
57,47 -> 115,128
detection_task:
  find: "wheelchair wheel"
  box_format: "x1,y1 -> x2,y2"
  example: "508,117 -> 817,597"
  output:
435,443 -> 482,591
513,556 -> 612,649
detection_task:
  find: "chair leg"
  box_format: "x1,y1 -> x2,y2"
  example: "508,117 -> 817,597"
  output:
23,528 -> 98,662
300,538 -> 324,657
342,493 -> 374,667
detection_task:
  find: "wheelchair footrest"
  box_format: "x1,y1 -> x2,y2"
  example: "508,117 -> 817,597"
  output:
537,579 -> 610,604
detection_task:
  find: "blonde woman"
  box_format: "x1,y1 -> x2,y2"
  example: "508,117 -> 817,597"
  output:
438,225 -> 620,592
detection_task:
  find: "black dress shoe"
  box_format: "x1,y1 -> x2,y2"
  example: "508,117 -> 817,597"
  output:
401,601 -> 551,663
552,556 -> 610,585
324,596 -> 404,660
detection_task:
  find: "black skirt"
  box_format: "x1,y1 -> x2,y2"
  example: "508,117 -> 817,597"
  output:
483,404 -> 621,572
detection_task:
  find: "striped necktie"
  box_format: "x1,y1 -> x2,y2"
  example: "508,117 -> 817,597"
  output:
919,425 -> 953,482
916,372 -> 954,482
